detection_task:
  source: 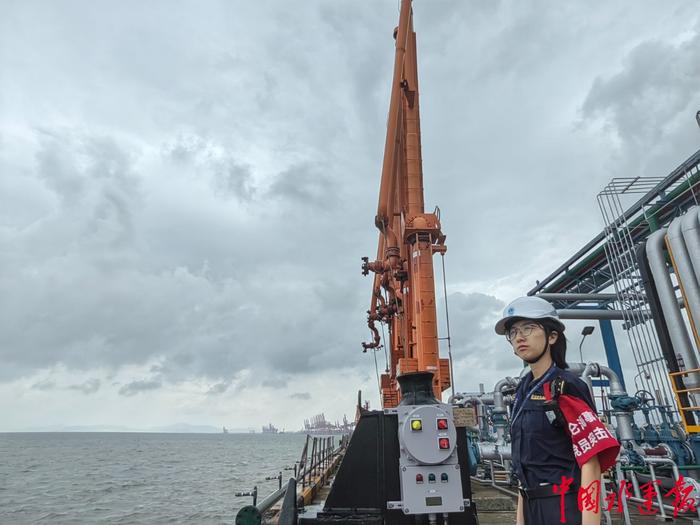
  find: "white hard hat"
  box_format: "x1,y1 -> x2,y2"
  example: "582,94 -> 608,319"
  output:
494,296 -> 565,335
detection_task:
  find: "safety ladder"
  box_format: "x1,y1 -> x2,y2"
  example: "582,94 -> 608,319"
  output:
669,368 -> 700,433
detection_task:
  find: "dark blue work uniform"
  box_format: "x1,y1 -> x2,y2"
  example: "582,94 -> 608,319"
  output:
510,365 -> 595,525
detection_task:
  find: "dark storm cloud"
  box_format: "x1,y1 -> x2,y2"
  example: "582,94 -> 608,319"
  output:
68,378 -> 101,395
118,378 -> 162,396
2,0 -> 699,431
291,392 -> 311,400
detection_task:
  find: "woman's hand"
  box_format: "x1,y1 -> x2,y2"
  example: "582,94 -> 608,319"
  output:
581,455 -> 602,525
516,493 -> 525,525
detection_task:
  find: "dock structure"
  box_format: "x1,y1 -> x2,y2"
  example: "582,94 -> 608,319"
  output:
241,435 -> 700,524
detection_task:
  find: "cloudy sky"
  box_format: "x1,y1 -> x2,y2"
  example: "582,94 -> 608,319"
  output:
1,1 -> 699,432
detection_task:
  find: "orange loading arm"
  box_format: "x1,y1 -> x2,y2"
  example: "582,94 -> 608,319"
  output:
362,0 -> 450,408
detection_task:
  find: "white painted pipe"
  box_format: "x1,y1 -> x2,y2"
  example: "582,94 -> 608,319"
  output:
668,214 -> 700,347
646,229 -> 698,372
681,206 -> 700,285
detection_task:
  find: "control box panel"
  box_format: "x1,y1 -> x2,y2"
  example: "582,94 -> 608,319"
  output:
386,404 -> 467,515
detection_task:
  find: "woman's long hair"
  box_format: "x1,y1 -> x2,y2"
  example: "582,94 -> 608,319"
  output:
541,319 -> 568,369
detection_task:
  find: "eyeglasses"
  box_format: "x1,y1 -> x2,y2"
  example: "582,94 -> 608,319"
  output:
506,323 -> 542,342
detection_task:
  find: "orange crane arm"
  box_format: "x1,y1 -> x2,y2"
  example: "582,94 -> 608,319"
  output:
362,0 -> 450,408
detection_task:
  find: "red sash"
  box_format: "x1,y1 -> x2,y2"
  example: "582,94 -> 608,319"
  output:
545,382 -> 621,471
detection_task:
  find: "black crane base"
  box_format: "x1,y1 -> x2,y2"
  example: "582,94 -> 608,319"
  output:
297,408 -> 479,525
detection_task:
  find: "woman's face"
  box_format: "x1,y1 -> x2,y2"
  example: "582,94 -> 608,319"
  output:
508,319 -> 558,362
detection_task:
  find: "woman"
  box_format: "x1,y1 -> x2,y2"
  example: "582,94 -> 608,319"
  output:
495,296 -> 616,525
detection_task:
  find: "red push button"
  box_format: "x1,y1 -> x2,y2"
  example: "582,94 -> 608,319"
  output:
437,418 -> 448,430
416,473 -> 424,484
438,438 -> 450,450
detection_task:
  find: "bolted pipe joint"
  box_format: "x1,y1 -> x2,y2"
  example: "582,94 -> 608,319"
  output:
384,246 -> 401,269
361,257 -> 388,276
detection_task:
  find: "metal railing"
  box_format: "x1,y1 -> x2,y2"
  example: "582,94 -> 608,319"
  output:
297,434 -> 344,491
234,433 -> 349,523
669,368 -> 700,433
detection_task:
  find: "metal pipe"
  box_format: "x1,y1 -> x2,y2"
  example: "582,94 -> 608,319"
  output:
492,379 -> 511,410
375,0 -> 411,231
556,309 -> 650,320
581,362 -> 597,400
681,206 -> 700,284
490,461 -> 498,491
668,213 -> 700,348
614,463 -> 633,525
565,362 -> 586,374
644,456 -> 680,482
575,362 -> 636,443
646,229 -> 699,375
492,377 -> 517,443
599,364 -> 636,442
529,149 -> 700,295
470,476 -> 519,498
629,470 -> 642,499
538,293 -> 618,302
450,393 -> 495,405
597,364 -> 625,395
256,484 -> 287,515
645,463 -> 669,519
522,362 -> 587,378
478,442 -> 511,461
626,495 -> 680,516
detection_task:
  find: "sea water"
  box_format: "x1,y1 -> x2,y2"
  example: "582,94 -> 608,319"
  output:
0,432 -> 308,524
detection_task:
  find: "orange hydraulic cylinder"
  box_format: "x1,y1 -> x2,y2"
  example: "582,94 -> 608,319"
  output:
376,0 -> 412,232
409,239 -> 442,399
403,27 -> 425,217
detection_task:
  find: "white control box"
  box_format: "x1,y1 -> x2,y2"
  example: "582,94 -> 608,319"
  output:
386,404 -> 468,515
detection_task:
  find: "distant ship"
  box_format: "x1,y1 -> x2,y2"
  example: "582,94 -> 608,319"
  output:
222,426 -> 229,434
261,423 -> 278,434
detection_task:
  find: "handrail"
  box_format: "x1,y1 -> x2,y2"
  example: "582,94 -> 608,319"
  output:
296,434 -> 342,488
669,367 -> 700,377
235,433 -> 348,523
669,368 -> 700,433
256,484 -> 288,515
235,478 -> 296,525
